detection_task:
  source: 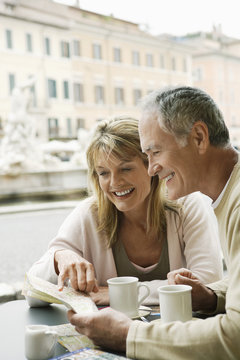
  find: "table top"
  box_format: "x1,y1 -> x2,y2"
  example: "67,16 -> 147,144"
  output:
0,299 -> 70,360
0,300 -> 205,359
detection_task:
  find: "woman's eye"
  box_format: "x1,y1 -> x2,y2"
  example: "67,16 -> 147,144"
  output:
99,171 -> 108,176
153,151 -> 160,156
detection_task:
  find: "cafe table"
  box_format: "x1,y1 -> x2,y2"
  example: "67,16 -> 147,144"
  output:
0,299 -> 70,360
0,299 -> 205,359
0,300 -> 157,359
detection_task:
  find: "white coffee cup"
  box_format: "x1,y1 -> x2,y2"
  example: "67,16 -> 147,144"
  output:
25,324 -> 57,360
107,276 -> 150,318
158,284 -> 192,323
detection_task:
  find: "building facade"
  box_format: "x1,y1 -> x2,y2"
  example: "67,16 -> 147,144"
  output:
180,27 -> 240,147
0,0 -> 192,141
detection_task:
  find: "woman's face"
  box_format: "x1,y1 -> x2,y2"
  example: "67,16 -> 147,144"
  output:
95,151 -> 151,213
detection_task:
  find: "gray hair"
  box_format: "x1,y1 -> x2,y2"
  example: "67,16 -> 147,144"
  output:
140,86 -> 230,147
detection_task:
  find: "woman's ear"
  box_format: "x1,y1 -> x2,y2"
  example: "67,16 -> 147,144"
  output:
190,121 -> 210,154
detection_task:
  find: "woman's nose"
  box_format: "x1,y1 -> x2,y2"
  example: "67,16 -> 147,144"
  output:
110,173 -> 122,187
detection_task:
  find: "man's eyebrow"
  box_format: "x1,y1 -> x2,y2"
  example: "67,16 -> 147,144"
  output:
143,144 -> 159,153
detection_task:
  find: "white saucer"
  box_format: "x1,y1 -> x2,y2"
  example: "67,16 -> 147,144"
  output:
131,306 -> 152,319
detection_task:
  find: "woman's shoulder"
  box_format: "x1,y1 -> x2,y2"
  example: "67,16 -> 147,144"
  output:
165,192 -> 212,222
176,192 -> 214,223
178,191 -> 212,208
76,196 -> 95,208
71,196 -> 97,218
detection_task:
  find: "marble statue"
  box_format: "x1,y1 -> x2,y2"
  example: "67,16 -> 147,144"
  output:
70,127 -> 91,167
0,77 -> 60,176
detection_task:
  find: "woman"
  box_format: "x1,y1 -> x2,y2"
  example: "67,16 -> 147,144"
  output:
27,117 -> 222,306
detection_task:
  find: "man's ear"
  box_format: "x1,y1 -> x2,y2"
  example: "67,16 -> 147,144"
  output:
190,121 -> 209,154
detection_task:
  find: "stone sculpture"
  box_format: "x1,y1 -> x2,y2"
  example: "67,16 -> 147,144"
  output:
0,77 -> 59,175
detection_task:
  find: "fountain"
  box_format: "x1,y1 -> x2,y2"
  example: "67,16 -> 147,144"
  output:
0,78 -> 88,202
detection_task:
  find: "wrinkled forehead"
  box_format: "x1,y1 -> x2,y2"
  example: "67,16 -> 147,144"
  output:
139,113 -> 161,151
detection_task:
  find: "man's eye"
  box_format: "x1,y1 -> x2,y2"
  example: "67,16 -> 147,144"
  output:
153,151 -> 160,156
122,168 -> 131,172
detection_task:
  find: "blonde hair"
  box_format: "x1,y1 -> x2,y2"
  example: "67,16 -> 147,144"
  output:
86,116 -> 179,247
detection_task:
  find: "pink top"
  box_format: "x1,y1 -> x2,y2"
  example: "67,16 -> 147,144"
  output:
28,192 -> 223,305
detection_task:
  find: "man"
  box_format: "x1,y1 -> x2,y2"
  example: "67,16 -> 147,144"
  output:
68,86 -> 240,359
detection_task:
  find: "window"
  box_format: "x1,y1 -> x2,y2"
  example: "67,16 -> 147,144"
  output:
76,118 -> 85,129
61,41 -> 70,58
146,54 -> 153,67
48,79 -> 57,98
115,87 -> 124,105
171,57 -> 176,71
114,47 -> 121,62
8,73 -> 15,94
73,83 -> 84,102
48,118 -> 59,138
30,83 -> 37,107
133,89 -> 142,106
95,85 -> 104,104
73,40 -> 81,56
194,68 -> 203,81
6,29 -> 12,49
26,33 -> 33,52
183,58 -> 187,72
132,51 -> 140,66
63,80 -> 70,99
45,37 -> 51,55
66,118 -> 72,137
93,44 -> 102,59
160,55 -> 165,69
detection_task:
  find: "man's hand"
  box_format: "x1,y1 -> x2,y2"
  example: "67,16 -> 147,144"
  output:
68,307 -> 131,352
54,249 -> 99,293
90,286 -> 109,305
167,268 -> 217,312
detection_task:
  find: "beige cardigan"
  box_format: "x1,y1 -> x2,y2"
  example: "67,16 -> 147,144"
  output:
28,191 -> 222,306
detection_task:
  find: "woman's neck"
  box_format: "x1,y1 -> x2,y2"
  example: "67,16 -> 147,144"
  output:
120,207 -> 148,231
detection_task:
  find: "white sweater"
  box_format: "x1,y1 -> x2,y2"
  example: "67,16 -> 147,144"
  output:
28,192 -> 223,305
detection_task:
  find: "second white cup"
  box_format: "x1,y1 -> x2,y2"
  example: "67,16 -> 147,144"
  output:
107,276 -> 150,318
158,284 -> 192,323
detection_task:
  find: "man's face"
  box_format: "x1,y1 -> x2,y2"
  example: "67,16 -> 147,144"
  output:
139,113 -> 198,200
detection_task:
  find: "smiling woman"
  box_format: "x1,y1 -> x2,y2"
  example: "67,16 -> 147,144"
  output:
27,117 -> 223,307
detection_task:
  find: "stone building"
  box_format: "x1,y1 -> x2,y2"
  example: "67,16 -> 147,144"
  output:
0,0 -> 192,141
178,26 -> 240,147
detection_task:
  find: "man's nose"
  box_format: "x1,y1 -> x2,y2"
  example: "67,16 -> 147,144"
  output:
148,161 -> 162,177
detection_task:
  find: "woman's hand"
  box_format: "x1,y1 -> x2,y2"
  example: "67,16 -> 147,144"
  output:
167,268 -> 197,285
54,249 -> 99,293
90,286 -> 109,305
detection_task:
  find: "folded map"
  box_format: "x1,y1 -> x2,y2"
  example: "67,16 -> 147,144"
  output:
22,273 -> 98,314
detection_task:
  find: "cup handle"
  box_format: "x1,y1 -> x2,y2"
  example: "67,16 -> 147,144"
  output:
137,283 -> 150,306
45,330 -> 58,352
45,330 -> 57,337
